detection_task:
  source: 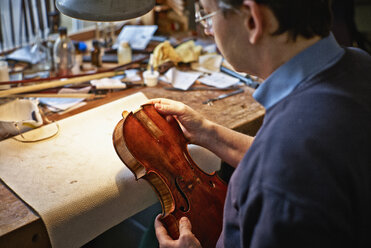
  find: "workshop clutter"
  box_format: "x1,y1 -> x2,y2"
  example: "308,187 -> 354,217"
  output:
151,40 -> 203,69
0,99 -> 43,141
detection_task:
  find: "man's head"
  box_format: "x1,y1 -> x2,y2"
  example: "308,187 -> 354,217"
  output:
198,0 -> 333,78
218,0 -> 332,41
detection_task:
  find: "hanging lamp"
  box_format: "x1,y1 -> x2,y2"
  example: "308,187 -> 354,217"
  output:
55,0 -> 156,21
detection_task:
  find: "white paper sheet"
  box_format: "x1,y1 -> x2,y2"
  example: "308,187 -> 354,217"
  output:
58,86 -> 92,94
38,87 -> 90,113
39,97 -> 85,112
90,78 -> 127,89
191,54 -> 223,74
160,68 -> 202,90
123,69 -> 142,82
198,72 -> 240,88
113,25 -> 158,50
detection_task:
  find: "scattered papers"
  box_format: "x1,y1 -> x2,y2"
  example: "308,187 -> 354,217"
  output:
113,25 -> 158,50
198,72 -> 240,89
159,67 -> 239,90
58,86 -> 91,94
90,78 -> 127,89
160,68 -> 202,91
39,98 -> 86,113
39,86 -> 91,113
191,54 -> 223,74
6,46 -> 43,64
202,44 -> 218,54
122,69 -> 141,82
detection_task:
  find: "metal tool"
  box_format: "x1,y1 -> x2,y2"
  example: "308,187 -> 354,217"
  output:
202,88 -> 244,105
220,66 -> 259,89
164,85 -> 240,91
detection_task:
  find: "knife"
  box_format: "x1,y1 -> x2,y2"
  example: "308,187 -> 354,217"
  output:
202,88 -> 244,104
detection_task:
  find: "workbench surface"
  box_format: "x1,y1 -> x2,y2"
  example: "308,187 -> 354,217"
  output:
0,83 -> 264,248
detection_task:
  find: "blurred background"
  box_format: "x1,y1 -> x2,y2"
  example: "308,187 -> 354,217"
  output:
1,0 -> 371,55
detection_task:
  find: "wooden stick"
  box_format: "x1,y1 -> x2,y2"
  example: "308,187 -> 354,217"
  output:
0,70 -> 125,98
6,93 -> 98,99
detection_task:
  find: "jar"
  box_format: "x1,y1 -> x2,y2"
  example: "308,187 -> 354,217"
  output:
0,61 -> 10,90
91,40 -> 102,68
53,27 -> 75,76
117,41 -> 132,65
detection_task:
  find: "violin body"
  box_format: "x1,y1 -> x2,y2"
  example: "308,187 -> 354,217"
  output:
112,104 -> 227,248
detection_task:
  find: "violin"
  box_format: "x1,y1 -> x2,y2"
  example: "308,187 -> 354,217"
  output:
112,104 -> 227,248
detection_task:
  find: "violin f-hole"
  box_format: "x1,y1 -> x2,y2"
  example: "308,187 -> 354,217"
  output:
175,176 -> 190,212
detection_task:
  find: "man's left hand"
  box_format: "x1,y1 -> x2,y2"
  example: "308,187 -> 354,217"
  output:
155,214 -> 202,248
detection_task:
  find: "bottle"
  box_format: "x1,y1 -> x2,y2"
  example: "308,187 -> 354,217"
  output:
31,33 -> 51,73
91,40 -> 102,68
0,60 -> 10,90
117,41 -> 132,65
73,41 -> 87,73
102,23 -> 113,48
47,33 -> 59,72
47,11 -> 60,72
53,27 -> 75,76
48,11 -> 60,36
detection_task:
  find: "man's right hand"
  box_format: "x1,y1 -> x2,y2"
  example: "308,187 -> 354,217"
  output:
147,98 -> 212,146
147,98 -> 254,168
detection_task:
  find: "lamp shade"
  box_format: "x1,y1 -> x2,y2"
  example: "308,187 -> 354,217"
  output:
56,0 -> 156,21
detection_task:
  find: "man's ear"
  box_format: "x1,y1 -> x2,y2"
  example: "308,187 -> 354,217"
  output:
242,0 -> 263,44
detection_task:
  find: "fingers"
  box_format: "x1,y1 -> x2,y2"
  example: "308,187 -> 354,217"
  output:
178,217 -> 202,248
147,98 -> 176,106
155,215 -> 202,248
148,98 -> 187,116
155,214 -> 173,244
179,217 -> 192,236
146,98 -> 205,144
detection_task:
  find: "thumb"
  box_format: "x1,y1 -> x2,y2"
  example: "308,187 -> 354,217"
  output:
179,217 -> 192,235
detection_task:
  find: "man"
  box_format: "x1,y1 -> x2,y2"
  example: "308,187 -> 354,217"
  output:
150,0 -> 371,247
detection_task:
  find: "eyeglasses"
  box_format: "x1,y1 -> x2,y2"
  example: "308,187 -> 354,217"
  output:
195,2 -> 240,32
195,9 -> 220,31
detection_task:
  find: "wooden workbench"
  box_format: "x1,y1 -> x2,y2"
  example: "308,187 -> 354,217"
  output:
0,82 -> 264,248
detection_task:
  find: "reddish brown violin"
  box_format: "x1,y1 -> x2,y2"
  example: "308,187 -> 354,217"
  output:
112,104 -> 227,248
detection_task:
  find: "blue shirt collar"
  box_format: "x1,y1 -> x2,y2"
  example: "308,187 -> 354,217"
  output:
253,33 -> 345,110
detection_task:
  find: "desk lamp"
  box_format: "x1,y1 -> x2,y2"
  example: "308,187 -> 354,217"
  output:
55,0 -> 156,21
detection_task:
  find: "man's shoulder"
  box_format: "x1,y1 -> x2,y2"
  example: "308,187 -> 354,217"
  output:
247,77 -> 371,191
242,47 -> 371,191
344,47 -> 371,63
268,46 -> 371,126
264,86 -> 370,143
